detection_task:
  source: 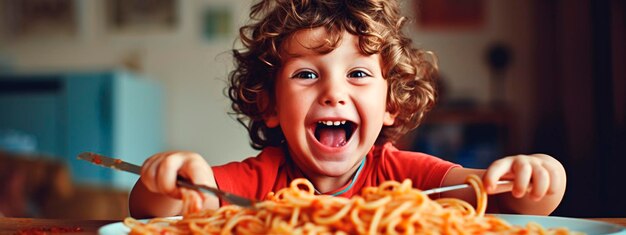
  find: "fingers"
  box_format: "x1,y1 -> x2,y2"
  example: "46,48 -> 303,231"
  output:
140,151 -> 211,200
156,155 -> 185,198
484,154 -> 559,201
483,157 -> 514,193
181,158 -> 213,186
511,157 -> 532,198
534,154 -> 565,197
140,153 -> 162,193
529,159 -> 550,201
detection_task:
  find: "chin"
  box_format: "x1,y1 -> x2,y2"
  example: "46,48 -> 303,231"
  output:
313,162 -> 356,177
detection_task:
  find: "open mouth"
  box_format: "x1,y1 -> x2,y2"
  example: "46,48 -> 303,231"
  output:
313,120 -> 357,148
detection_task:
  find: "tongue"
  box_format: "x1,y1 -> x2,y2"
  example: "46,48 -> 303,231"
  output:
318,128 -> 347,147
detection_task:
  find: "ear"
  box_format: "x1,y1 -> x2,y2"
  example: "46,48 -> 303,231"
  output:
258,91 -> 280,128
264,113 -> 280,128
383,110 -> 397,126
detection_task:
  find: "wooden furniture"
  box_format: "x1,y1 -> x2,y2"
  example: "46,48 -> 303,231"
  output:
0,70 -> 163,190
396,106 -> 515,168
0,218 -> 116,234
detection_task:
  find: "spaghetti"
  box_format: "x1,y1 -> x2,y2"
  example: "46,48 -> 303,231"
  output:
125,175 -> 580,234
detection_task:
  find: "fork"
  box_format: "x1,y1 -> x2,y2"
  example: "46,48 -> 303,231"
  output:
422,181 -> 512,195
77,152 -> 256,208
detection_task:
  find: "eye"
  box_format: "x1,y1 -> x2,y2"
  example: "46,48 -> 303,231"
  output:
291,70 -> 318,79
348,70 -> 371,78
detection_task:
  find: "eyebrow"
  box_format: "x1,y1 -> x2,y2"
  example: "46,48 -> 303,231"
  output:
283,51 -> 306,58
283,50 -> 371,60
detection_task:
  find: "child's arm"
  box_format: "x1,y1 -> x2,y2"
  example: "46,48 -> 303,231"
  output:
128,152 -> 220,218
440,154 -> 566,215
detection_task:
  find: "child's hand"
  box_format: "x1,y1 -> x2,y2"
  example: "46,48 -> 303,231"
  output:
140,151 -> 214,199
483,154 -> 565,201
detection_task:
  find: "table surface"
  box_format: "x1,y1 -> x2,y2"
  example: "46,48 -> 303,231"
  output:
1,217 -> 625,234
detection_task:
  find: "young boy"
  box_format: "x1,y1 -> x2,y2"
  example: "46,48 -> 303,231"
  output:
129,0 -> 566,219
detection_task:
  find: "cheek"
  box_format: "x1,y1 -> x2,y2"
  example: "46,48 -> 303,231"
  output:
274,81 -> 295,112
372,83 -> 391,125
277,90 -> 309,113
357,84 -> 389,124
372,82 -> 389,112
275,87 -> 311,129
276,80 -> 317,111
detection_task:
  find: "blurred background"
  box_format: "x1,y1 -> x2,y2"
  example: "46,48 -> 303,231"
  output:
0,0 -> 624,219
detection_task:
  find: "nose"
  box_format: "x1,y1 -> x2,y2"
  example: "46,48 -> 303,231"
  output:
318,76 -> 348,106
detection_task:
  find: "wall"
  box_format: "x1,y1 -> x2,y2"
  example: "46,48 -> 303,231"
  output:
0,0 -> 534,165
403,0 -> 534,154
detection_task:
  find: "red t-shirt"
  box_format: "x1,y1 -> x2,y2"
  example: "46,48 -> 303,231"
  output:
212,142 -> 460,201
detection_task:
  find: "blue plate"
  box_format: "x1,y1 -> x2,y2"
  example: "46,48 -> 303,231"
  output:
99,216 -> 181,235
495,214 -> 626,234
99,215 -> 625,234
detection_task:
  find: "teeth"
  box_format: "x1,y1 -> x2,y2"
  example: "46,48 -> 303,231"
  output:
318,120 -> 348,126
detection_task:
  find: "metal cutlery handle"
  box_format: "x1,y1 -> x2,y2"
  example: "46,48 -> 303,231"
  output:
77,152 -> 255,208
422,180 -> 512,195
175,179 -> 255,208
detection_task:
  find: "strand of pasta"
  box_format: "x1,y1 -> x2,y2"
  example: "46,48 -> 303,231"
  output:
125,175 -> 579,235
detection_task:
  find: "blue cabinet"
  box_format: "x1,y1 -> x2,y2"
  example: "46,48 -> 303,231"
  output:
0,70 -> 163,189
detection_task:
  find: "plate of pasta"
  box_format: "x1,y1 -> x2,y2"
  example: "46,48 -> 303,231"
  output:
99,176 -> 625,234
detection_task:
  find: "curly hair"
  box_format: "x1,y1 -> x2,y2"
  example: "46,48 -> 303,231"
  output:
228,0 -> 438,150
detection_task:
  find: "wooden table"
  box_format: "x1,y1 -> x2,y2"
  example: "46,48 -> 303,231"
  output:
1,217 -> 625,234
0,218 -> 117,234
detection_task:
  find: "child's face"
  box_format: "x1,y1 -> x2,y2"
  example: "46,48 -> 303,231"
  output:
266,28 -> 396,179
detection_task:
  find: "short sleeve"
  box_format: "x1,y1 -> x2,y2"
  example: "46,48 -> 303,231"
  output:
211,147 -> 285,200
379,143 -> 461,190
